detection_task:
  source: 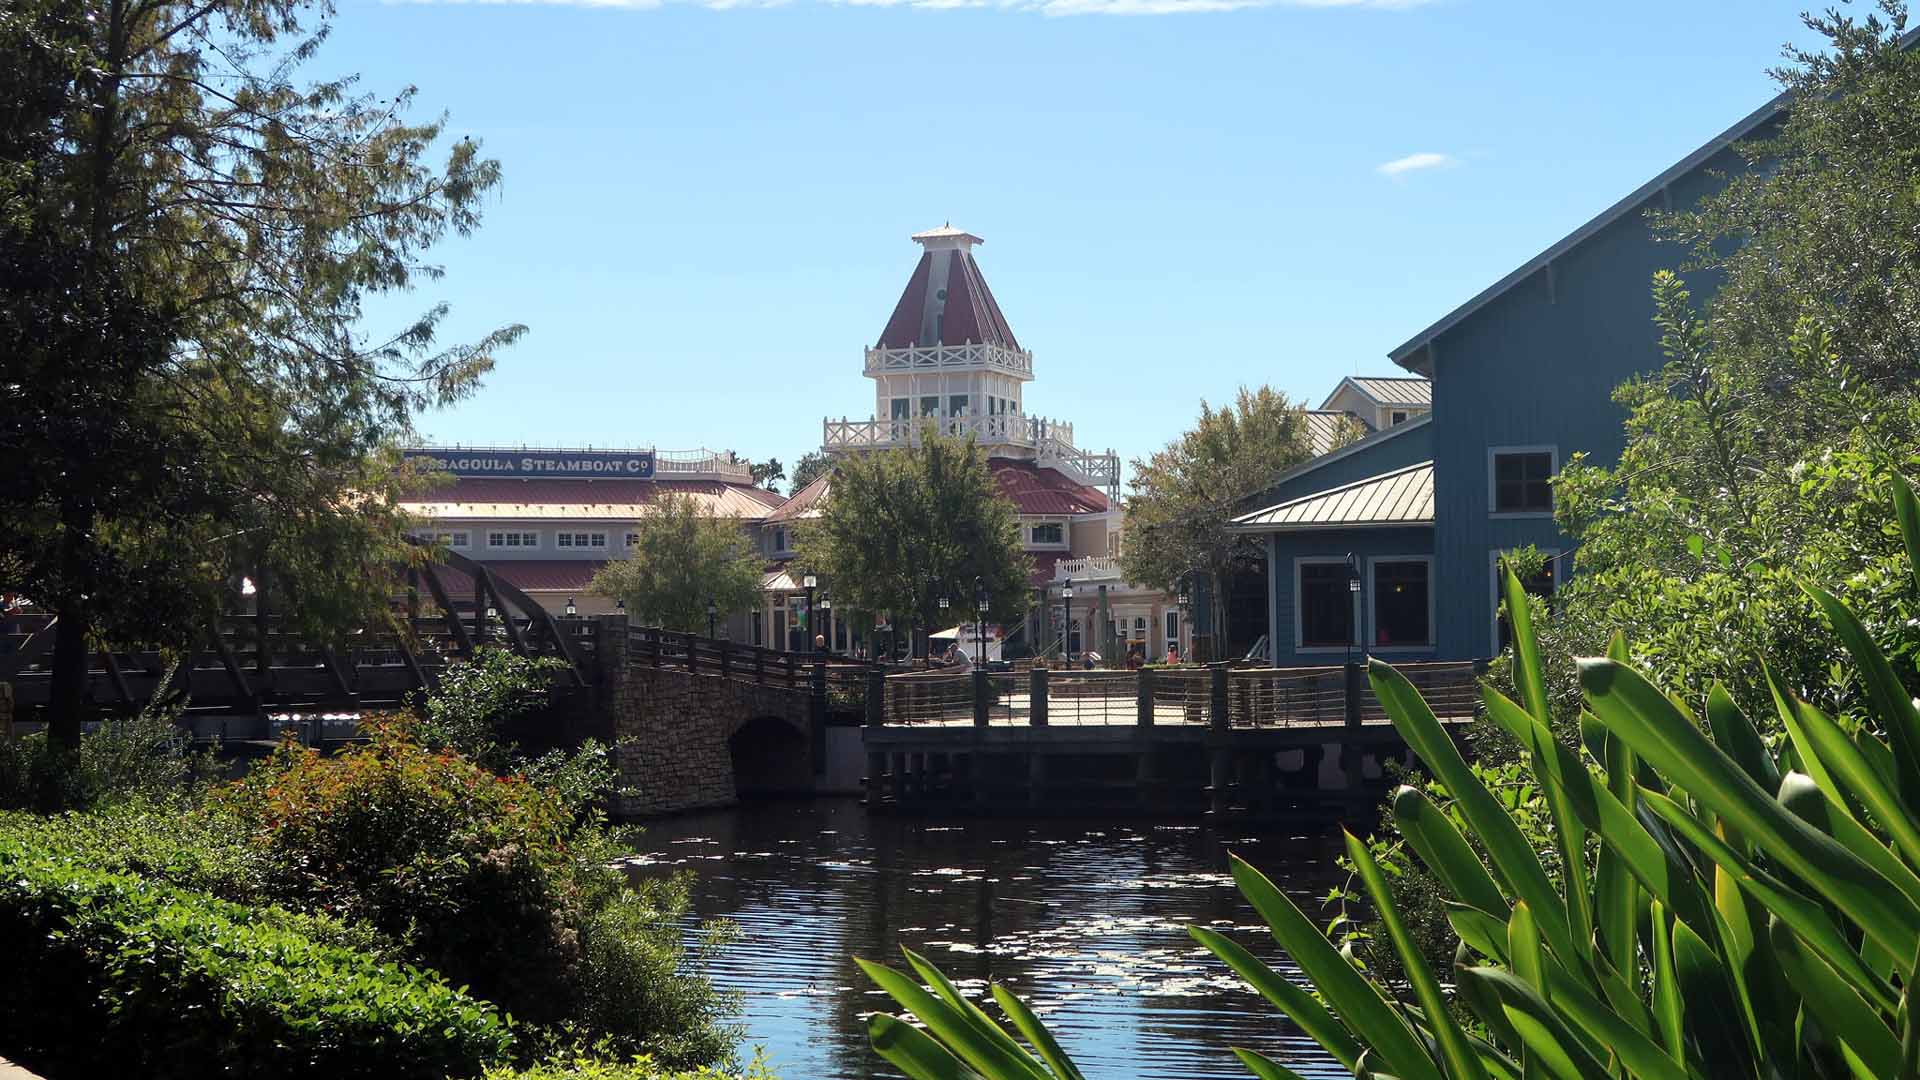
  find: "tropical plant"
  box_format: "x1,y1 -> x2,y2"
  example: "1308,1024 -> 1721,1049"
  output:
861,474 -> 1920,1080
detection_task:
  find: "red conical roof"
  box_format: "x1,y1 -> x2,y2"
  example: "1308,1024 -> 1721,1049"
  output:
875,228 -> 1021,351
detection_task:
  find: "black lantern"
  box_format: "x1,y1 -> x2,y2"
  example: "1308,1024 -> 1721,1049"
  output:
1061,578 -> 1075,664
565,597 -> 577,617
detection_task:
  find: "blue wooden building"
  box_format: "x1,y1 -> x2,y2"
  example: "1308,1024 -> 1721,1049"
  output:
1234,90 -> 1788,665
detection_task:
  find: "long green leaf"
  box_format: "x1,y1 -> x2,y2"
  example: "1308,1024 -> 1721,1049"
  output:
1494,693 -> 1593,973
1669,918 -> 1753,1075
1457,966 -> 1611,1080
1768,918 -> 1902,1079
1648,899 -> 1685,1067
1579,658 -> 1920,955
1393,784 -> 1511,917
1891,471 -> 1920,615
1777,770 -> 1920,915
1229,1048 -> 1313,1080
858,958 -> 1052,1080
1346,829 -> 1489,1080
1446,903 -> 1512,965
867,1013 -> 981,1080
1228,855 -> 1443,1080
1640,789 -> 1899,1012
1375,660 -> 1574,959
1188,925 -> 1362,1071
1768,683 -> 1920,873
1596,726 -> 1641,986
1501,559 -> 1551,725
1539,955 -> 1691,1080
1801,581 -> 1920,817
990,985 -> 1085,1080
1706,682 -> 1779,794
905,948 -> 1047,1073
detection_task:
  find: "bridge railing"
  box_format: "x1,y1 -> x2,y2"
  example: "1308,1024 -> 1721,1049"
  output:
624,625 -> 882,704
877,659 -> 1485,729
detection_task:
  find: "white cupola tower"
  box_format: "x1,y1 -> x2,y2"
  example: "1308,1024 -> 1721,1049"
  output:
820,225 -> 1119,496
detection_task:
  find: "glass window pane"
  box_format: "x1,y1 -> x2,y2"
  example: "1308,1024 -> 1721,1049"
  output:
1373,561 -> 1430,646
1299,563 -> 1353,647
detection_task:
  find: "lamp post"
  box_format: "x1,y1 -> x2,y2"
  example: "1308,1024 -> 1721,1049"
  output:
706,597 -> 718,639
1345,552 -> 1362,666
818,596 -> 832,654
801,574 -> 817,653
565,597 -> 577,617
1062,578 -> 1075,665
973,577 -> 990,666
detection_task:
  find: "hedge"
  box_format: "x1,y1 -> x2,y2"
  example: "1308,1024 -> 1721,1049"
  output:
0,837 -> 515,1079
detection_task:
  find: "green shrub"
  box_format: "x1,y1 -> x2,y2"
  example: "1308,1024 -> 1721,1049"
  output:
483,1049 -> 775,1080
0,836 -> 512,1079
0,706 -> 218,812
420,646 -> 567,768
219,715 -> 740,1067
858,475 -> 1920,1080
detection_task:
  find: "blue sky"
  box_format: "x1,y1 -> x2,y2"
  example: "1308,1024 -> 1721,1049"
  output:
334,0 -> 1825,484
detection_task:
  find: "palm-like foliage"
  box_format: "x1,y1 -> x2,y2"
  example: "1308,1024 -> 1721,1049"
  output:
860,476 -> 1920,1080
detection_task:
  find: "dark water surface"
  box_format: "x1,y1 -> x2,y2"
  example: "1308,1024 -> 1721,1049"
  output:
625,799 -> 1351,1080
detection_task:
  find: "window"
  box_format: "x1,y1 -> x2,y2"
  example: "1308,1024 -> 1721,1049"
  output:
750,611 -> 764,646
1068,619 -> 1082,654
415,530 -> 470,550
1030,523 -> 1064,545
1165,610 -> 1180,647
487,531 -> 539,550
626,533 -> 640,548
920,396 -> 939,417
1133,616 -> 1147,641
773,527 -> 789,553
1390,410 -> 1409,426
1494,551 -> 1559,653
949,394 -> 968,417
1297,561 -> 1356,649
988,397 -> 1002,415
556,532 -> 607,550
1492,449 -> 1556,514
1372,558 -> 1433,648
890,398 -> 910,421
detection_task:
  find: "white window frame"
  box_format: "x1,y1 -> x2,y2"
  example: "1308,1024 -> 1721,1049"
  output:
1367,554 -> 1435,653
1164,610 -> 1179,652
1488,548 -> 1562,657
1390,410 -> 1409,426
1293,556 -> 1361,655
1488,445 -> 1558,519
486,530 -> 541,551
1028,521 -> 1067,548
626,532 -> 640,548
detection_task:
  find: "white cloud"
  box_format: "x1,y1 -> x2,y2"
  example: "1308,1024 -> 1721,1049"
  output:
387,0 -> 1428,15
1376,151 -> 1458,178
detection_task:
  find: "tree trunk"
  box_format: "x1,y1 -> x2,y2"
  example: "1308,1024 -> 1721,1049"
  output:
48,600 -> 89,748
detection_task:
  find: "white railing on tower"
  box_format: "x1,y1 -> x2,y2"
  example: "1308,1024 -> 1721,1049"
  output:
820,414 -> 1120,497
863,342 -> 1035,380
1052,556 -> 1124,582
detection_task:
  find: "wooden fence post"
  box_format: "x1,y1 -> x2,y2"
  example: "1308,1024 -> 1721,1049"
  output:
1028,667 -> 1048,728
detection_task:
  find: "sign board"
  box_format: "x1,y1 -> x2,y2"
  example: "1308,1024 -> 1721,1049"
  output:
404,448 -> 655,479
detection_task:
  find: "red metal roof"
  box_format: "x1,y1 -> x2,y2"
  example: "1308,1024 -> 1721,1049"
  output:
763,472 -> 832,523
1027,551 -> 1067,587
875,250 -> 1020,351
990,459 -> 1110,515
423,478 -> 780,506
423,560 -> 607,596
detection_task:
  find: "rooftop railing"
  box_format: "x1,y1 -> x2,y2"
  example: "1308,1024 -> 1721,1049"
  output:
864,341 -> 1034,379
821,414 -> 1120,493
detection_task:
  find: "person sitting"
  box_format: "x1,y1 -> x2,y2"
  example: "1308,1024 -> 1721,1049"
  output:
945,644 -> 972,672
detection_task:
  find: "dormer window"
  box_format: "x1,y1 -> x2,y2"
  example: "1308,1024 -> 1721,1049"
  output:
1390,410 -> 1409,426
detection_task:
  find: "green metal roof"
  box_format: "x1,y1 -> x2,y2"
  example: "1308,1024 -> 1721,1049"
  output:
1230,461 -> 1433,532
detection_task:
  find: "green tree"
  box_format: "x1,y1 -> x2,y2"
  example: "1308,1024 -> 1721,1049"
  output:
590,494 -> 763,633
1543,2 -> 1920,725
748,458 -> 784,490
0,0 -> 519,745
1120,386 -> 1322,655
796,429 -> 1030,649
788,450 -> 832,496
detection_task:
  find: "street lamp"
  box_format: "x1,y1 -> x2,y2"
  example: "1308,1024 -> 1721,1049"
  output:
973,577 -> 990,666
565,597 -> 577,617
1062,578 -> 1075,665
1345,552 -> 1362,666
706,597 -> 718,639
818,595 -> 832,654
801,574 -> 817,651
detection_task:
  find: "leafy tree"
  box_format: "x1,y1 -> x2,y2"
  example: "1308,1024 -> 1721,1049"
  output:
1545,3 -> 1920,724
1120,386 -> 1322,656
748,458 -> 784,490
789,450 -> 832,495
0,0 -> 520,744
796,429 -> 1031,648
590,494 -> 763,633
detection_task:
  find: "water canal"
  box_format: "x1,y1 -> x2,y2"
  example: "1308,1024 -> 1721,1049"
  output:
625,799 -> 1350,1080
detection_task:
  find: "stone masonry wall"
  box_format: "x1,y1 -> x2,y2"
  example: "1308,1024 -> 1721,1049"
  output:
607,661 -> 812,818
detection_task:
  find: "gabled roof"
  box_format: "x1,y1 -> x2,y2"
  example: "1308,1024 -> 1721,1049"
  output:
1248,411 -> 1432,505
1231,460 -> 1433,532
764,472 -> 832,524
430,560 -> 607,595
1304,410 -> 1365,455
1321,376 -> 1432,410
401,478 -> 783,520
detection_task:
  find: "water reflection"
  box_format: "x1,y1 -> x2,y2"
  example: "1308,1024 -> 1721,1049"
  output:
627,799 -> 1352,1080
